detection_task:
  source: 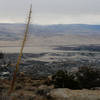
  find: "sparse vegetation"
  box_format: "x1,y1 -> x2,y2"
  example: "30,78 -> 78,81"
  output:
0,52 -> 4,59
0,51 -> 100,99
76,66 -> 100,89
52,70 -> 79,89
52,67 -> 100,89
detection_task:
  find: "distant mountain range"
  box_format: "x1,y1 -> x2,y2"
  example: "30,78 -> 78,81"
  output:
0,23 -> 100,40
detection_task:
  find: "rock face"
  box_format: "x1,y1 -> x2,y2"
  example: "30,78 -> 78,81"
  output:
50,89 -> 69,100
50,88 -> 100,100
1,88 -> 100,100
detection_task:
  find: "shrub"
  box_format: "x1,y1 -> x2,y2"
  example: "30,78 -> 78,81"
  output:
15,84 -> 23,90
52,67 -> 100,89
76,66 -> 100,89
0,52 -> 4,59
52,70 -> 80,89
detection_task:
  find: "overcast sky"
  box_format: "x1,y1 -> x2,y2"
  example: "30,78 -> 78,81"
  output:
0,0 -> 100,25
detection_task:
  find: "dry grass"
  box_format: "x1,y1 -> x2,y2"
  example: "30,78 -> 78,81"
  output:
0,77 -> 100,100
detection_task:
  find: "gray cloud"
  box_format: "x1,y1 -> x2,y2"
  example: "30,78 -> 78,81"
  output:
0,0 -> 100,24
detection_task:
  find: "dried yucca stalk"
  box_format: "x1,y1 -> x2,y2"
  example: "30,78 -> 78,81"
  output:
8,5 -> 32,95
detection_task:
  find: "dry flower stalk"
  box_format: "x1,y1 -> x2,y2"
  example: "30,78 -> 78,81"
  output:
8,5 -> 32,95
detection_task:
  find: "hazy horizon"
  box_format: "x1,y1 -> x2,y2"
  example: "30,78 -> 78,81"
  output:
0,23 -> 100,26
